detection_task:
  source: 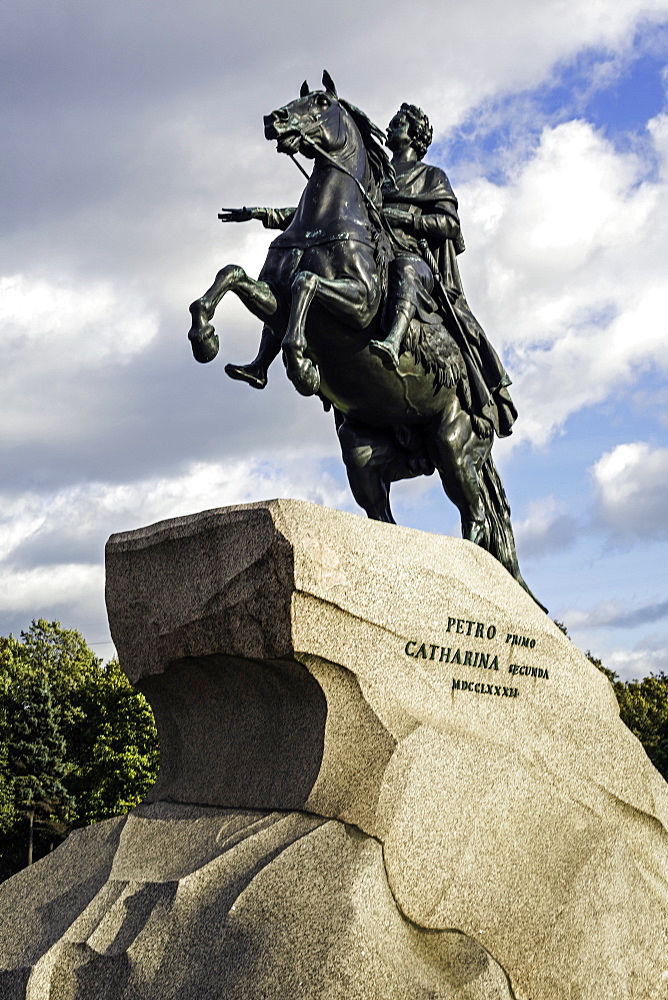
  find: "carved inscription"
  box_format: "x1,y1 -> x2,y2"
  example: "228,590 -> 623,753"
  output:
405,642 -> 499,670
452,679 -> 519,697
505,633 -> 536,649
404,615 -> 548,701
444,617 -> 497,638
508,664 -> 549,679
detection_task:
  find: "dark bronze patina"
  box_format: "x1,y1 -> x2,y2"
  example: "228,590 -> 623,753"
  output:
188,72 -> 543,608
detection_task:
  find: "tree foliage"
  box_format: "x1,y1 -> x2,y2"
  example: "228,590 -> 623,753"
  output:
611,673 -> 668,779
0,620 -> 159,880
68,657 -> 160,824
8,671 -> 73,864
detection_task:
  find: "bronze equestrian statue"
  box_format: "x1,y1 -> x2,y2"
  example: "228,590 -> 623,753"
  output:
188,72 -> 543,608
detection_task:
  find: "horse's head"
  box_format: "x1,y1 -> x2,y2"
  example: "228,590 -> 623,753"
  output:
264,71 -> 347,160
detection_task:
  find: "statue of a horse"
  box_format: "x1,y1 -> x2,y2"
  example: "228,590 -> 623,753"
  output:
188,73 -> 542,607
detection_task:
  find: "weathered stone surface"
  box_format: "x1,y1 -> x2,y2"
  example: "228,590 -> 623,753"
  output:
0,804 -> 515,999
2,500 -> 667,1000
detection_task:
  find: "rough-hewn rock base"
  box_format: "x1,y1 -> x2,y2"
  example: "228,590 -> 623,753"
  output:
1,500 -> 666,999
0,803 -> 514,999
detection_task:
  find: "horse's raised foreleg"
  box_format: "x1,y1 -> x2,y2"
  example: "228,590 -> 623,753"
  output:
188,265 -> 278,363
281,271 -> 321,395
282,261 -> 380,395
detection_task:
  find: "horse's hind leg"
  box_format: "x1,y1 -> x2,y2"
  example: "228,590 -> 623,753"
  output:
188,265 -> 277,363
427,406 -> 492,543
338,418 -> 416,523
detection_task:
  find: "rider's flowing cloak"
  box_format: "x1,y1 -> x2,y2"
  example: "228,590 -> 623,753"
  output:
383,163 -> 517,439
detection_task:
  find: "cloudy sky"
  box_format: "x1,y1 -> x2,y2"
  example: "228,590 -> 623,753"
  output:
2,0 -> 667,680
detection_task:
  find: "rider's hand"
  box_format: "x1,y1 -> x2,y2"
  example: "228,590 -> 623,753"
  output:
383,206 -> 414,229
218,207 -> 264,223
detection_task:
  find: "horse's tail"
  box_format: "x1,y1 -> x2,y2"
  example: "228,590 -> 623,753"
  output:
479,457 -> 548,612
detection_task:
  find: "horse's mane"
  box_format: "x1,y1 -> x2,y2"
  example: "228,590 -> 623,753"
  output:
338,98 -> 395,206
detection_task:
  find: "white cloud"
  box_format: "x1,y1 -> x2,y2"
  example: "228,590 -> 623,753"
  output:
0,564 -> 104,616
359,0 -> 668,128
561,595 -> 668,630
603,644 -> 668,682
1,457 -> 353,568
513,496 -> 578,557
558,602 -> 668,682
604,637 -> 668,682
3,4 -> 668,461
457,115 -> 668,445
0,456 -> 353,640
0,274 -> 157,363
592,441 -> 668,537
0,273 -> 159,444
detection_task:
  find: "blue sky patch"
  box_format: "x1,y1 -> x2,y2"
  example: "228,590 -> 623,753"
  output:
439,30 -> 668,186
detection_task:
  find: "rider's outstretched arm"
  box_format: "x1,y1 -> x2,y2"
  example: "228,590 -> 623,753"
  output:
218,207 -> 296,230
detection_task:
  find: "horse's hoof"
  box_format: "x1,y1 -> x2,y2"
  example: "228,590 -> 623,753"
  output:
370,338 -> 400,370
224,362 -> 267,389
188,323 -> 219,363
291,361 -> 320,396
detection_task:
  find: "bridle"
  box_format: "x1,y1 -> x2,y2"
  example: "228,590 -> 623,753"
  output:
288,120 -> 415,255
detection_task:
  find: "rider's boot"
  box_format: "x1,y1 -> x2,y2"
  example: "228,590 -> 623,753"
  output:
370,300 -> 414,370
224,326 -> 281,390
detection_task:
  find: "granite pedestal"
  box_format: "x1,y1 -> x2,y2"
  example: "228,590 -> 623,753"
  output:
1,500 -> 666,999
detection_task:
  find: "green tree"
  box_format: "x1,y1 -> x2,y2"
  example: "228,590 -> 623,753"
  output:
7,672 -> 73,865
0,750 -> 16,837
70,658 -> 160,824
2,619 -> 101,737
0,621 -> 159,880
0,661 -> 17,836
613,673 -> 668,780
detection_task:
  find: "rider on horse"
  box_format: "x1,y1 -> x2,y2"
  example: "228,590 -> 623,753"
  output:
372,103 -> 517,440
187,76 -> 545,609
220,102 -> 517,442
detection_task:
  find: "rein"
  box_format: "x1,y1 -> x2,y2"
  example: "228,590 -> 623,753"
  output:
289,154 -> 310,181
291,126 -> 388,236
288,122 -> 415,256
287,125 -> 465,330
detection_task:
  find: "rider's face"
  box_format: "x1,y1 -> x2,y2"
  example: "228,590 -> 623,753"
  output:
386,112 -> 412,152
